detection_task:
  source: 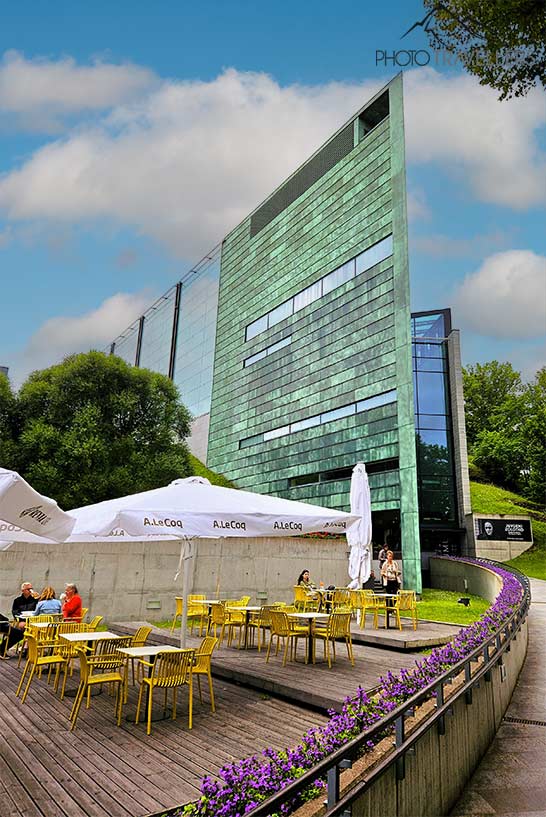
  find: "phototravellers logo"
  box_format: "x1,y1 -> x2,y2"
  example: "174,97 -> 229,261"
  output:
375,10 -> 520,70
19,505 -> 52,527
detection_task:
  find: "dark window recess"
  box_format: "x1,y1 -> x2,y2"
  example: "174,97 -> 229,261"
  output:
288,458 -> 399,488
358,90 -> 390,138
250,122 -> 354,238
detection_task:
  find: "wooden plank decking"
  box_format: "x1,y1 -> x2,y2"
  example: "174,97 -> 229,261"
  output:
0,619 -> 462,817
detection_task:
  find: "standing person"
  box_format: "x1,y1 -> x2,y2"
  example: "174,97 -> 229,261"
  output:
380,550 -> 402,595
62,583 -> 83,622
34,587 -> 62,616
12,582 -> 38,623
378,546 -> 388,572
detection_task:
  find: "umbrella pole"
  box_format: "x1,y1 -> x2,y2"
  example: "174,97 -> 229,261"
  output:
179,536 -> 195,649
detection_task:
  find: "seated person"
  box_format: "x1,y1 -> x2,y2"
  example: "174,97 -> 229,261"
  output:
34,586 -> 62,616
0,612 -> 25,657
62,583 -> 83,622
297,569 -> 317,591
12,581 -> 38,627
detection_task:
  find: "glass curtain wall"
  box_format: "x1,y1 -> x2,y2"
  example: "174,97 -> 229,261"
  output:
138,289 -> 177,376
412,311 -> 457,528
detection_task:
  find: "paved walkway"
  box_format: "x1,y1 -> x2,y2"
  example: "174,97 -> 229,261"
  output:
451,578 -> 546,817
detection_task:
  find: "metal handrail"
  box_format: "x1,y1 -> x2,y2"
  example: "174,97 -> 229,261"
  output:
247,561 -> 530,817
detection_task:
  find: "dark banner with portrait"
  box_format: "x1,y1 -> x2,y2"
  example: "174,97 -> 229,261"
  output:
475,518 -> 532,542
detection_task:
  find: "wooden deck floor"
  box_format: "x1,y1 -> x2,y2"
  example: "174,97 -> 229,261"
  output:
0,620 -> 461,817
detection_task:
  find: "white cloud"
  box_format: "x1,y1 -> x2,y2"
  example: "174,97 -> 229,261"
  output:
0,50 -> 156,129
404,68 -> 546,209
407,188 -> 431,221
13,291 -> 153,386
0,64 -> 544,260
452,250 -> 546,339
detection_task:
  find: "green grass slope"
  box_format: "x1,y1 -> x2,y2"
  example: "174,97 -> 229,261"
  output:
188,453 -> 237,489
470,481 -> 546,580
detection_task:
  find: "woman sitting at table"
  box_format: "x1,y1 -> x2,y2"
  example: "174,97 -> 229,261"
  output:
297,569 -> 319,599
34,586 -> 62,616
380,550 -> 402,598
62,583 -> 83,622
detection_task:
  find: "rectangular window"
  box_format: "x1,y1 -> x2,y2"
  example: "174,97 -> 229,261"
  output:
293,281 -> 322,313
243,349 -> 267,367
239,433 -> 263,449
290,415 -> 321,433
322,259 -> 355,296
268,299 -> 293,328
246,315 -> 268,341
356,389 -> 397,413
320,404 -> 355,424
264,425 -> 290,441
356,235 -> 393,276
268,336 -> 292,355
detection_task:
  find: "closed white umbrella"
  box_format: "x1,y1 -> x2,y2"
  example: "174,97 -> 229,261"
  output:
347,462 -> 372,589
0,468 -> 74,541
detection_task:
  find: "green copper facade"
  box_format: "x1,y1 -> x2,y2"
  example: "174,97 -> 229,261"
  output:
207,75 -> 422,592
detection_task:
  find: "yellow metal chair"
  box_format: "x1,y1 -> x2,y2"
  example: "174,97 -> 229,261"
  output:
16,634 -> 68,703
293,585 -> 318,612
355,590 -> 383,629
135,648 -> 195,735
331,588 -> 351,611
87,615 -> 104,631
192,636 -> 218,713
80,607 -> 89,621
130,625 -> 153,684
170,597 -> 184,633
393,590 -> 418,630
187,595 -> 208,636
55,621 -> 91,676
313,612 -> 354,669
86,636 -> 132,706
69,648 -> 125,731
266,610 -> 308,666
248,605 -> 275,651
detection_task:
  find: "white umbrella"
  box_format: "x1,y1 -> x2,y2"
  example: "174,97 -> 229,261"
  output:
1,475 -> 360,645
346,462 -> 372,589
0,468 -> 74,542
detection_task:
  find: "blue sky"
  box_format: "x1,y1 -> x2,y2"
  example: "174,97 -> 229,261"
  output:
1,0 -> 544,387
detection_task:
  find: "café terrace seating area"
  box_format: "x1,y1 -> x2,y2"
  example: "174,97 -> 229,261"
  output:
0,593 -> 460,817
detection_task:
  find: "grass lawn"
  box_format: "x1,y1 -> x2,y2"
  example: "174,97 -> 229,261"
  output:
506,549 -> 546,581
470,481 -> 546,581
416,588 -> 489,626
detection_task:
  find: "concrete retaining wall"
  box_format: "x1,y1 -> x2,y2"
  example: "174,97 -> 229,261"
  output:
0,535 -> 350,622
351,615 -> 528,816
429,555 -> 503,602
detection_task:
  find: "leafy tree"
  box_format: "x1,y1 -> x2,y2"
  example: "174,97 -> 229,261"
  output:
462,361 -> 523,446
520,367 -> 546,505
423,0 -> 546,99
0,372 -> 20,466
15,351 -> 192,509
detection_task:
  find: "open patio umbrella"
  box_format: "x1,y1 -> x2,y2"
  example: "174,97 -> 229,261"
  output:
1,476 -> 360,645
0,468 -> 75,542
346,462 -> 372,590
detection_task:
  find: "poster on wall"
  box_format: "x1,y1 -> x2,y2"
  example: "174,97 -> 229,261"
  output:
474,518 -> 532,542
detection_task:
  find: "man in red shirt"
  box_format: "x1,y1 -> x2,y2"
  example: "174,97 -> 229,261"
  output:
62,583 -> 83,622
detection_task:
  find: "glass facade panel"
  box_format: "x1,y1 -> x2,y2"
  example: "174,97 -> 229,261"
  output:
356,389 -> 397,413
246,315 -> 268,340
264,425 -> 290,440
417,414 -> 448,431
414,340 -> 445,359
172,251 -> 221,417
268,299 -> 293,328
415,371 -> 449,415
244,349 -> 267,367
355,234 -> 393,275
268,336 -> 291,354
294,281 -> 322,313
138,291 -> 176,376
113,323 -> 139,366
320,404 -> 355,423
412,312 -> 447,339
291,415 -> 321,433
239,433 -> 263,449
322,258 -> 355,295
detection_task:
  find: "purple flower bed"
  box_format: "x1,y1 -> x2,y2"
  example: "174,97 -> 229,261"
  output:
173,559 -> 524,817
